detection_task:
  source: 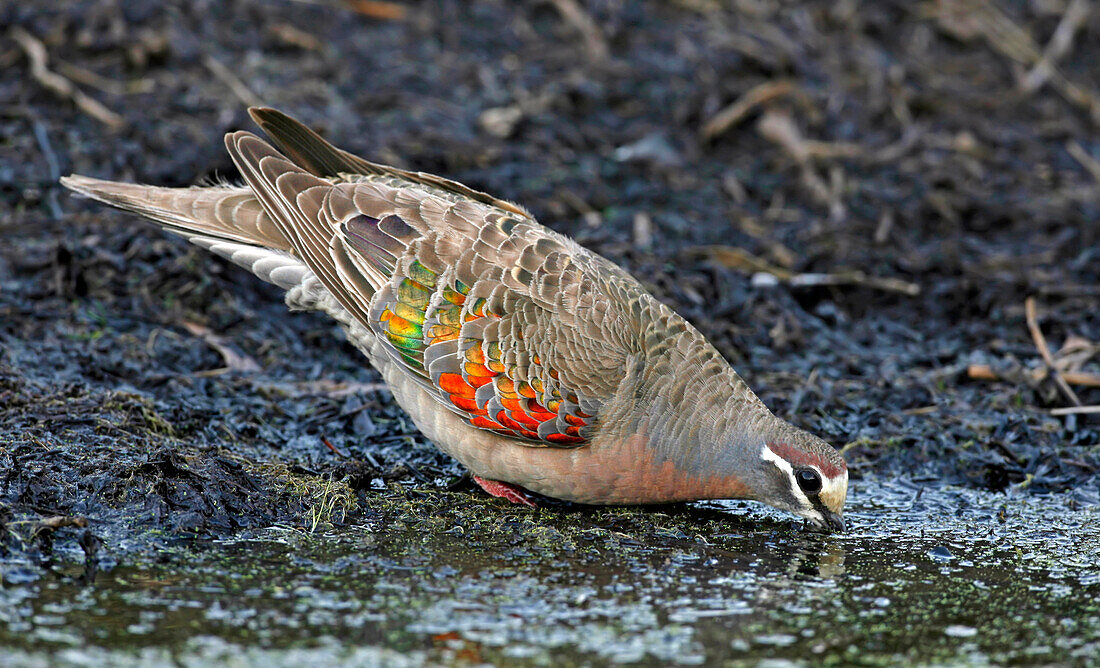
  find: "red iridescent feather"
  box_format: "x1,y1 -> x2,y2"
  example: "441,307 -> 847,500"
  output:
371,250 -> 588,445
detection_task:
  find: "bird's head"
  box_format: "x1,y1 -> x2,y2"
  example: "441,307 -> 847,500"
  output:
748,426 -> 848,532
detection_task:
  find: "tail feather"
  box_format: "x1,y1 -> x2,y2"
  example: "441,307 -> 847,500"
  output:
59,175 -> 291,251
188,237 -> 310,290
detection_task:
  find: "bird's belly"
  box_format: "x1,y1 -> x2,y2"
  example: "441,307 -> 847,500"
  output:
375,347 -> 750,504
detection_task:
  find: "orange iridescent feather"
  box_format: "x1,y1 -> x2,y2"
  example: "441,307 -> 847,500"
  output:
351,212 -> 590,447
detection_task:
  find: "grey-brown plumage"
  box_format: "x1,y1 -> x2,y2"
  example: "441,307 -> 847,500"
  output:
61,108 -> 849,531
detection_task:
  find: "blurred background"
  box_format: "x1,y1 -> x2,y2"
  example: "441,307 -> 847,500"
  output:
1,1 -> 1099,664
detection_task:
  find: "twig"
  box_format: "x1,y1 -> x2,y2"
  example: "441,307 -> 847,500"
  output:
1066,141 -> 1100,184
181,321 -> 262,374
31,118 -> 63,220
786,271 -> 921,296
1021,0 -> 1092,95
268,24 -> 325,52
967,363 -> 1100,388
921,0 -> 1100,124
1051,405 -> 1100,416
341,0 -> 407,19
692,246 -> 921,295
202,55 -> 263,108
1025,297 -> 1081,406
700,80 -> 796,140
549,0 -> 610,61
322,436 -> 348,458
38,515 -> 89,530
756,108 -> 853,220
54,59 -> 155,96
281,0 -> 406,19
9,27 -> 125,129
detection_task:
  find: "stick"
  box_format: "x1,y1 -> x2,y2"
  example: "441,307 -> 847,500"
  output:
967,363 -> 1100,388
1051,405 -> 1100,416
1025,297 -> 1081,406
341,0 -> 406,19
700,80 -> 796,140
202,55 -> 263,108
322,436 -> 348,458
549,0 -> 610,61
787,271 -> 920,296
922,0 -> 1100,123
9,27 -> 125,129
1067,141 -> 1100,184
181,321 -> 262,374
54,59 -> 155,96
1021,0 -> 1092,94
692,246 -> 921,295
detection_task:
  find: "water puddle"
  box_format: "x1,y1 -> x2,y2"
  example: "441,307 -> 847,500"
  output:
1,477 -> 1098,665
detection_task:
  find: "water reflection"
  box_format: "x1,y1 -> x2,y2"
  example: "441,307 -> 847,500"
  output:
1,477 -> 1097,665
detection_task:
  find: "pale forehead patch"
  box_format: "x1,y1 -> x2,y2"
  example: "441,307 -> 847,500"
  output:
818,468 -> 848,513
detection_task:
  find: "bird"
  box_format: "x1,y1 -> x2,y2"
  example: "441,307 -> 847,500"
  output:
60,107 -> 848,531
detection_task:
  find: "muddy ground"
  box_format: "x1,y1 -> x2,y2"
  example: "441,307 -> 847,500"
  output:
0,0 -> 1098,663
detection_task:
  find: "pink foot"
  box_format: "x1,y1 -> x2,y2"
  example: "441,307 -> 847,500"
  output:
472,476 -> 537,507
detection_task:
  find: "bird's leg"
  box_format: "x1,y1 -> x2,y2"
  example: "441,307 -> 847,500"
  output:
472,476 -> 537,507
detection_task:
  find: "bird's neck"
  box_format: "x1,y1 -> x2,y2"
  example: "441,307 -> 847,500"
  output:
602,332 -> 782,492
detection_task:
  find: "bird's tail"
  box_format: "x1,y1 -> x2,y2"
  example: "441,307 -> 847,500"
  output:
59,175 -> 313,290
59,175 -> 291,252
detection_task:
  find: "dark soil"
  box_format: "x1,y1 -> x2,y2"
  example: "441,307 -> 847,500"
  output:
1,0 -> 1098,572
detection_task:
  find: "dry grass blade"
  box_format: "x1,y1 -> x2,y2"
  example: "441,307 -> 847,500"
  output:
549,0 -> 610,61
54,59 -> 155,96
700,80 -> 796,140
203,56 -> 263,108
756,109 -> 855,219
692,246 -> 920,295
693,246 -> 793,280
1025,297 -> 1082,406
786,271 -> 921,296
967,364 -> 1100,388
9,27 -> 125,129
1067,141 -> 1100,184
1050,405 -> 1100,416
37,515 -> 89,530
921,0 -> 1100,123
921,0 -> 1038,62
342,0 -> 407,20
181,321 -> 262,374
1021,0 -> 1092,94
268,24 -> 325,52
283,0 -> 406,19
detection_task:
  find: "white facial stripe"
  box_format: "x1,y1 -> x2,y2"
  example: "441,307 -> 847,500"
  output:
760,444 -> 813,511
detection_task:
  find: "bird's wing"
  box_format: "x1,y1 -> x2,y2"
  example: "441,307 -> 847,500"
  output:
247,107 -> 534,219
228,110 -> 642,447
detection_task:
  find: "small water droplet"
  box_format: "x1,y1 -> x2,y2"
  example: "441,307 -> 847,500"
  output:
944,625 -> 977,638
928,546 -> 953,562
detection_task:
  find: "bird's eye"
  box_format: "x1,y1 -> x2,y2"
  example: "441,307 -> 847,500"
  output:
796,469 -> 822,494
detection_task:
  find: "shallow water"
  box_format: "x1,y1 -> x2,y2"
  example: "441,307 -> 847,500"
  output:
2,477 -> 1098,666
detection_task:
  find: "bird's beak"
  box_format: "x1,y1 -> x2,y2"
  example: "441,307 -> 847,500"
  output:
811,509 -> 845,533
